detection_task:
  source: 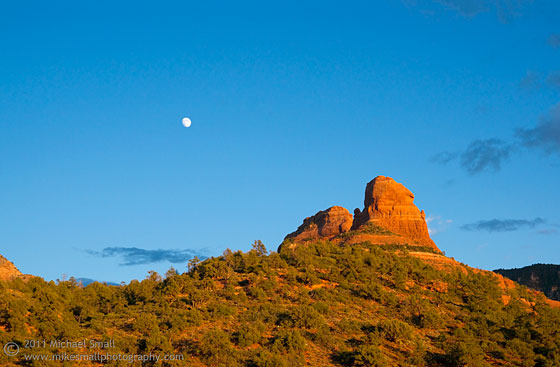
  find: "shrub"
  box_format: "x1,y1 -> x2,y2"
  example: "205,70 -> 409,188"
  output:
411,308 -> 440,329
377,319 -> 413,343
236,323 -> 263,347
273,329 -> 306,352
252,350 -> 289,367
337,318 -> 362,334
354,345 -> 387,367
200,329 -> 236,366
184,308 -> 203,326
250,286 -> 267,301
313,324 -> 333,347
312,301 -> 329,315
209,303 -> 235,317
407,339 -> 427,367
445,339 -> 490,367
290,305 -> 324,329
133,313 -> 159,335
356,282 -> 385,302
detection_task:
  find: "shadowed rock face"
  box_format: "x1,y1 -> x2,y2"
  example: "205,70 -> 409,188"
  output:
284,206 -> 353,242
352,176 -> 436,249
280,176 -> 439,252
0,254 -> 23,281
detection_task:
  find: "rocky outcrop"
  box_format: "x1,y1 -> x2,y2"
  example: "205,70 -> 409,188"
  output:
284,206 -> 353,242
352,176 -> 437,249
0,254 -> 23,281
279,176 -> 440,253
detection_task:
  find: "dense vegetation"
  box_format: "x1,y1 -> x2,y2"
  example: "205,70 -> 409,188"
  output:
1,241 -> 560,366
495,264 -> 560,301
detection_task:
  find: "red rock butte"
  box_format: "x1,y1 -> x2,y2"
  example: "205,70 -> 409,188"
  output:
281,176 -> 440,253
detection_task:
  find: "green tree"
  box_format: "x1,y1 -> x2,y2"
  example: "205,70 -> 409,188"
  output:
252,240 -> 268,256
354,345 -> 387,367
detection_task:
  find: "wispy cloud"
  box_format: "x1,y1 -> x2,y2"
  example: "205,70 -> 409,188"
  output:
459,139 -> 514,174
86,247 -> 206,266
520,70 -> 560,91
430,151 -> 459,165
426,215 -> 453,235
406,0 -> 530,22
435,0 -> 488,17
426,215 -> 438,224
460,218 -> 545,232
549,34 -> 560,48
432,139 -> 514,175
516,103 -> 560,154
432,101 -> 560,174
546,71 -> 560,89
519,71 -> 541,90
537,229 -> 558,235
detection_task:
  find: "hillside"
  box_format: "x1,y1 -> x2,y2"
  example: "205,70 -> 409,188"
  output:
0,254 -> 23,281
1,242 -> 560,366
495,264 -> 560,301
0,176 -> 559,366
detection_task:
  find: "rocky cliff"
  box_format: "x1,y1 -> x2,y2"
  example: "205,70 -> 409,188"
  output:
284,206 -> 353,243
281,176 -> 440,253
351,176 -> 436,249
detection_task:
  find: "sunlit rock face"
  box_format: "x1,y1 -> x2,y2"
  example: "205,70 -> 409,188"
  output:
284,206 -> 353,243
279,176 -> 440,253
352,176 -> 437,250
0,254 -> 23,281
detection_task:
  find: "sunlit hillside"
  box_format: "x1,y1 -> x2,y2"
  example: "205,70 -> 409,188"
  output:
1,240 -> 559,366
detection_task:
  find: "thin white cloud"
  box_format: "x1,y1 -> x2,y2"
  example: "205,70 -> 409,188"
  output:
426,215 -> 440,223
426,215 -> 453,235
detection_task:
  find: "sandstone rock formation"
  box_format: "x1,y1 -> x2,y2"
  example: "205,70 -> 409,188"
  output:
280,176 -> 440,253
284,206 -> 353,242
352,176 -> 437,249
0,254 -> 23,281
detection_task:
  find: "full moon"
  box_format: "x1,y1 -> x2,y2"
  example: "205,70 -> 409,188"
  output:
182,117 -> 192,128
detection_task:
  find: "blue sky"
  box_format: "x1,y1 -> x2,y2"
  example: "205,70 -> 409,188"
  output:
1,0 -> 559,282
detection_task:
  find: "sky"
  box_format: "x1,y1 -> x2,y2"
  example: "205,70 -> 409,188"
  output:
1,0 -> 559,282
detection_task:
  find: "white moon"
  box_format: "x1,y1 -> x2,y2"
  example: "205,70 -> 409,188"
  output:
182,117 -> 192,128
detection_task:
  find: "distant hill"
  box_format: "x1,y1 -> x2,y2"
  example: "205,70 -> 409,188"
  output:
495,264 -> 560,301
1,256 -> 119,286
75,277 -> 120,286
